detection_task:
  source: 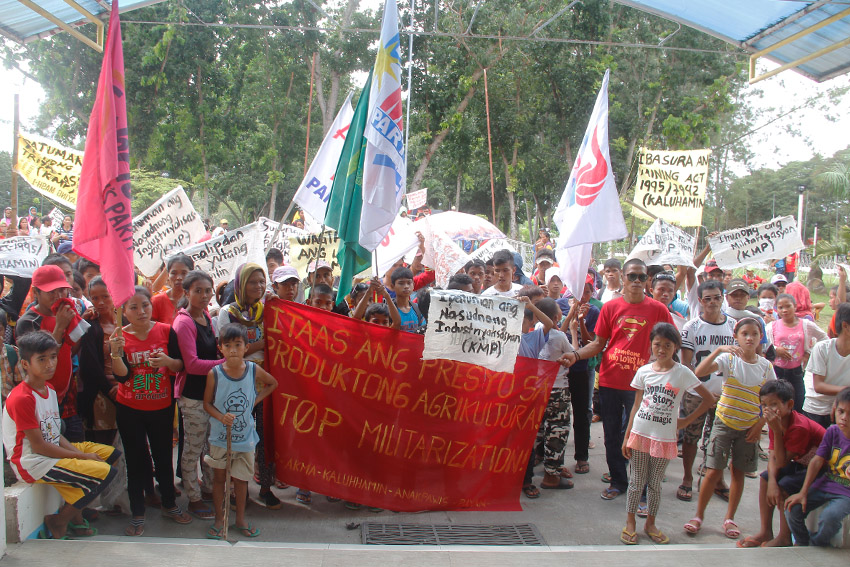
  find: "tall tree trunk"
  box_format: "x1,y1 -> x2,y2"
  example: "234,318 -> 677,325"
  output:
500,146 -> 519,240
315,0 -> 361,134
269,121 -> 280,220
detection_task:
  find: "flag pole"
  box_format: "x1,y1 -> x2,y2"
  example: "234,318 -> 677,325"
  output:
304,52 -> 317,177
483,68 -> 497,226
11,94 -> 19,222
404,0 -> 414,156
311,224 -> 327,299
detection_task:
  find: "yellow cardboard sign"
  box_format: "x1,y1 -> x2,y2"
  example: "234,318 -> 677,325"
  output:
633,148 -> 710,227
14,134 -> 83,209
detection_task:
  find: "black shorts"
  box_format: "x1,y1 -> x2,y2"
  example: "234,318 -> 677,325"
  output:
759,461 -> 807,495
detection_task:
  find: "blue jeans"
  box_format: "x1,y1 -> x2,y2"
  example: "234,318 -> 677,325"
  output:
598,386 -> 635,492
787,488 -> 850,546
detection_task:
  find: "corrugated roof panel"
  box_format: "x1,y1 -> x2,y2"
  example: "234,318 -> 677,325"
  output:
0,0 -> 165,44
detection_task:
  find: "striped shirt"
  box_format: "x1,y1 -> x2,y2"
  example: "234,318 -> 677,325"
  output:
715,353 -> 775,430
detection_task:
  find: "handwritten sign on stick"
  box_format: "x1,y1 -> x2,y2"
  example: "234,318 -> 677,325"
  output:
632,148 -> 711,227
708,216 -> 803,270
627,218 -> 696,268
171,223 -> 258,284
15,134 -> 84,210
0,236 -> 49,277
423,290 -> 523,373
287,230 -> 341,279
133,186 -> 206,276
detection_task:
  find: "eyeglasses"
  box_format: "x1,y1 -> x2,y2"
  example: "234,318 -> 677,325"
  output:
626,273 -> 649,282
653,273 -> 676,284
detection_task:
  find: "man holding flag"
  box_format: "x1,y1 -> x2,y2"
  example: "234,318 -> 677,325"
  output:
325,0 -> 406,302
73,0 -> 135,309
555,71 -> 672,501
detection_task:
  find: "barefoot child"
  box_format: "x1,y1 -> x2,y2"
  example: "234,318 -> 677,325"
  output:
685,317 -> 776,539
2,331 -> 120,539
621,323 -> 713,545
737,379 -> 825,548
203,324 -> 278,539
785,386 -> 850,546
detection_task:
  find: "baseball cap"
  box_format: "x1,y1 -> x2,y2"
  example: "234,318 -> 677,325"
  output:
585,273 -> 595,286
57,241 -> 73,254
307,259 -> 332,273
220,219 -> 229,224
544,266 -> 561,285
272,266 -> 300,283
704,259 -> 722,273
727,278 -> 750,294
771,274 -> 788,284
32,265 -> 72,292
536,250 -> 555,263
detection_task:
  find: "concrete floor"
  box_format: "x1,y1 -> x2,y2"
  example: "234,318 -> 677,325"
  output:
43,421 -> 770,547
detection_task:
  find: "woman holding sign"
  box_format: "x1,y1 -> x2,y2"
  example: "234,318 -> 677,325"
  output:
217,263 -> 282,510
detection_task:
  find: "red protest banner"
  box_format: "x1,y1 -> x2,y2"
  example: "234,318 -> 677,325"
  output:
264,299 -> 558,511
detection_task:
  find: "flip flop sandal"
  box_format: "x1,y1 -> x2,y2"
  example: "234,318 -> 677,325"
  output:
38,526 -> 70,540
541,478 -> 574,489
637,502 -> 648,518
296,491 -> 312,505
206,525 -> 225,540
600,487 -> 622,500
645,529 -> 670,544
236,523 -> 260,538
559,467 -> 573,479
161,507 -> 193,524
714,486 -> 731,502
67,519 -> 97,537
683,517 -> 702,534
574,462 -> 590,474
723,519 -> 741,539
620,527 -> 638,545
522,484 -> 540,499
124,519 -> 145,537
736,536 -> 764,548
676,484 -> 693,502
601,472 -> 611,483
187,504 -> 215,520
275,479 -> 289,489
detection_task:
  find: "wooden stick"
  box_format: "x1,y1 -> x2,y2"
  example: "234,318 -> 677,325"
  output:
483,68 -> 497,226
223,423 -> 232,540
11,94 -> 18,222
304,52 -> 317,178
113,305 -> 124,356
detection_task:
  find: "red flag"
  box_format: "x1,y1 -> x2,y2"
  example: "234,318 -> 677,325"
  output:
73,1 -> 135,307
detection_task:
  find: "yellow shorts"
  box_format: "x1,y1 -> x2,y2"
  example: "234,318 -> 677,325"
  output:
37,442 -> 119,509
204,445 -> 255,482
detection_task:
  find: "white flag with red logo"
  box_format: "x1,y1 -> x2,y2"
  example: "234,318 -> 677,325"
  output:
360,0 -> 406,251
553,70 -> 626,297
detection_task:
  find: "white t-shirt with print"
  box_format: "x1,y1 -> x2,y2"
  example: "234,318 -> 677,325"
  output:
680,315 -> 736,395
539,329 -> 574,389
630,363 -> 700,443
804,338 -> 850,415
481,283 -> 523,298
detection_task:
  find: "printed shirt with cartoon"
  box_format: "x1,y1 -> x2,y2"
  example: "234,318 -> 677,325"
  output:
115,323 -> 181,411
539,329 -> 574,389
594,296 -> 674,390
208,362 -> 259,452
630,363 -> 700,444
714,353 -> 776,430
768,411 -> 825,467
2,382 -> 62,482
804,339 -> 850,415
810,425 -> 850,498
680,315 -> 736,396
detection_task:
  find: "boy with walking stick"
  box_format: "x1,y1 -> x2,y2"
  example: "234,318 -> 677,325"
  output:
203,324 -> 278,540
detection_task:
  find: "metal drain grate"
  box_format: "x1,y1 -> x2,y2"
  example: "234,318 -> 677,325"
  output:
361,523 -> 547,546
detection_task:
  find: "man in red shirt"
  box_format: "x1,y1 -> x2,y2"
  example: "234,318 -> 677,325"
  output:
561,258 -> 673,500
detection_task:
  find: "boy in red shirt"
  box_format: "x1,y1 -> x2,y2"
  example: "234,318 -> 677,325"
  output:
2,331 -> 118,539
561,258 -> 673,500
737,380 -> 825,547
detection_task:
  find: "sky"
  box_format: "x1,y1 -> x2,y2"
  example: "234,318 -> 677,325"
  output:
1,27 -> 849,179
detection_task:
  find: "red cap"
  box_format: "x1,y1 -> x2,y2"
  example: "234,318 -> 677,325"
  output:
705,259 -> 722,273
585,273 -> 595,286
32,265 -> 71,292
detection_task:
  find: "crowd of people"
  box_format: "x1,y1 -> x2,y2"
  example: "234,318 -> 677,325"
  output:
0,213 -> 847,547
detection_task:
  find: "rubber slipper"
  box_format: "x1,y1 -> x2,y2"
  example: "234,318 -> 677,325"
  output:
637,501 -> 648,518
296,492 -> 312,505
522,484 -> 540,499
559,467 -> 573,479
683,517 -> 702,534
161,508 -> 193,524
601,472 -> 611,483
206,525 -> 225,540
236,523 -> 260,538
723,519 -> 741,539
714,486 -> 730,502
736,536 -> 764,548
38,526 -> 70,540
541,478 -> 574,489
124,521 -> 145,537
676,484 -> 693,502
574,462 -> 590,474
600,487 -> 622,500
620,527 -> 638,545
645,529 -> 670,544
187,505 -> 215,520
67,519 -> 97,537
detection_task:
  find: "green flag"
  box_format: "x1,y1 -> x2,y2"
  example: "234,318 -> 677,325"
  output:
325,71 -> 374,304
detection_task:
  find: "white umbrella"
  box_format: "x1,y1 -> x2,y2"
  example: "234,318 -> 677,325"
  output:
416,211 -> 505,241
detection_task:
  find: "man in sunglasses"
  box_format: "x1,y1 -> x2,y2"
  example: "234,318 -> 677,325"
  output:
559,258 -> 673,501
